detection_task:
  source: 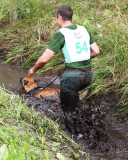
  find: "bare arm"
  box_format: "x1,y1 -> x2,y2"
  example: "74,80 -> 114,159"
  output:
28,49 -> 55,78
90,42 -> 100,58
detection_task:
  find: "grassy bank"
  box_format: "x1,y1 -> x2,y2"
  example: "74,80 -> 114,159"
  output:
0,86 -> 90,160
0,0 -> 128,114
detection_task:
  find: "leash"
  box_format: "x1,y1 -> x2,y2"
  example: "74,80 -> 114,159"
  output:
28,72 -> 62,96
42,72 -> 62,90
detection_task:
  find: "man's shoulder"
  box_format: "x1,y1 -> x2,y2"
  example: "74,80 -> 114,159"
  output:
52,30 -> 64,39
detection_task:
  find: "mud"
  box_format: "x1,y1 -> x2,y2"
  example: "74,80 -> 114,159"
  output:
21,81 -> 128,160
0,61 -> 128,160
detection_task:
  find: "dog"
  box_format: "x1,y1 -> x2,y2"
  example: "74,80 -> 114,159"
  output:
20,77 -> 89,100
20,77 -> 60,98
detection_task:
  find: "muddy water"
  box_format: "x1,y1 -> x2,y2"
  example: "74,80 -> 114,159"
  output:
0,62 -> 128,160
0,60 -> 60,93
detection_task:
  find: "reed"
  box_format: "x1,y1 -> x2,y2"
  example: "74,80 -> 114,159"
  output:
91,13 -> 128,115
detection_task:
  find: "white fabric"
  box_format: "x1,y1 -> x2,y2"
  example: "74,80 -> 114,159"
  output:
59,25 -> 90,63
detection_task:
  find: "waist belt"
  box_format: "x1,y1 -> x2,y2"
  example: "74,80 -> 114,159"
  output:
66,66 -> 92,73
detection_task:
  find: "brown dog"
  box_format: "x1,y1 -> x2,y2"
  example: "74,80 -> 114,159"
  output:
20,77 -> 60,98
20,77 -> 89,100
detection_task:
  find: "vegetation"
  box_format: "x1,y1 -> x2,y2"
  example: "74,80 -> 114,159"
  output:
0,0 -> 128,158
0,0 -> 128,153
0,86 -> 90,159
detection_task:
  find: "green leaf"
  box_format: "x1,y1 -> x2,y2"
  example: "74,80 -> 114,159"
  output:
56,153 -> 65,160
0,144 -> 8,160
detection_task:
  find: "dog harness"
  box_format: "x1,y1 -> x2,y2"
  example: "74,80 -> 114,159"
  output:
28,86 -> 44,96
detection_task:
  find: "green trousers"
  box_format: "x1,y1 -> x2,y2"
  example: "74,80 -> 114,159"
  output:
60,69 -> 94,134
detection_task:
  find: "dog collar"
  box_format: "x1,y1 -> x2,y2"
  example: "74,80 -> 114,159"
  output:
28,86 -> 44,96
26,84 -> 38,92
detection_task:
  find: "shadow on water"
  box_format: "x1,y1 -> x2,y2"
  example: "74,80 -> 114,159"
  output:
0,61 -> 128,160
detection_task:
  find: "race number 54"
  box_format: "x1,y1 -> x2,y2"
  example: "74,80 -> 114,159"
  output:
75,41 -> 88,54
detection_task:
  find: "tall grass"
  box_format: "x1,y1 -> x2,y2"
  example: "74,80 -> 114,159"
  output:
91,13 -> 128,113
0,0 -> 55,23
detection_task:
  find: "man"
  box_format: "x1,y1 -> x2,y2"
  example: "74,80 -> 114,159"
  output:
28,5 -> 100,134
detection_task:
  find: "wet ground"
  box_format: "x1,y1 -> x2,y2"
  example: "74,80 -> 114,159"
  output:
0,62 -> 128,160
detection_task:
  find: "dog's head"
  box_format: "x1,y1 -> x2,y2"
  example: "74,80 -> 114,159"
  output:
20,77 -> 38,92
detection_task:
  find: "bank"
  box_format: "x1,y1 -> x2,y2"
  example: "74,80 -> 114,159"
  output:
0,86 -> 91,159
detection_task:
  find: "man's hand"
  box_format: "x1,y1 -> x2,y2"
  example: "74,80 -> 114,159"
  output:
28,67 -> 35,78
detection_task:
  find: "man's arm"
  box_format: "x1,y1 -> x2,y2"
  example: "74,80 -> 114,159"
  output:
90,42 -> 100,58
28,49 -> 55,78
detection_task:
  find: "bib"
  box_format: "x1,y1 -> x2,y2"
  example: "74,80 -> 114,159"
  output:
59,25 -> 90,63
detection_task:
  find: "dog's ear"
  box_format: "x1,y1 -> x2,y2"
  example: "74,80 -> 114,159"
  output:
24,80 -> 28,85
34,79 -> 37,83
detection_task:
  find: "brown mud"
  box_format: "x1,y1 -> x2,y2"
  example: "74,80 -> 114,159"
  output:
22,88 -> 128,160
0,54 -> 128,159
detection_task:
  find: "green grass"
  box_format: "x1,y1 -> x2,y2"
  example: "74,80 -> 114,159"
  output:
0,1 -> 128,114
0,86 -> 90,160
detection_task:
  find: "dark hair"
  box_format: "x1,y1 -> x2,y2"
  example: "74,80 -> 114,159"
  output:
56,5 -> 73,21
